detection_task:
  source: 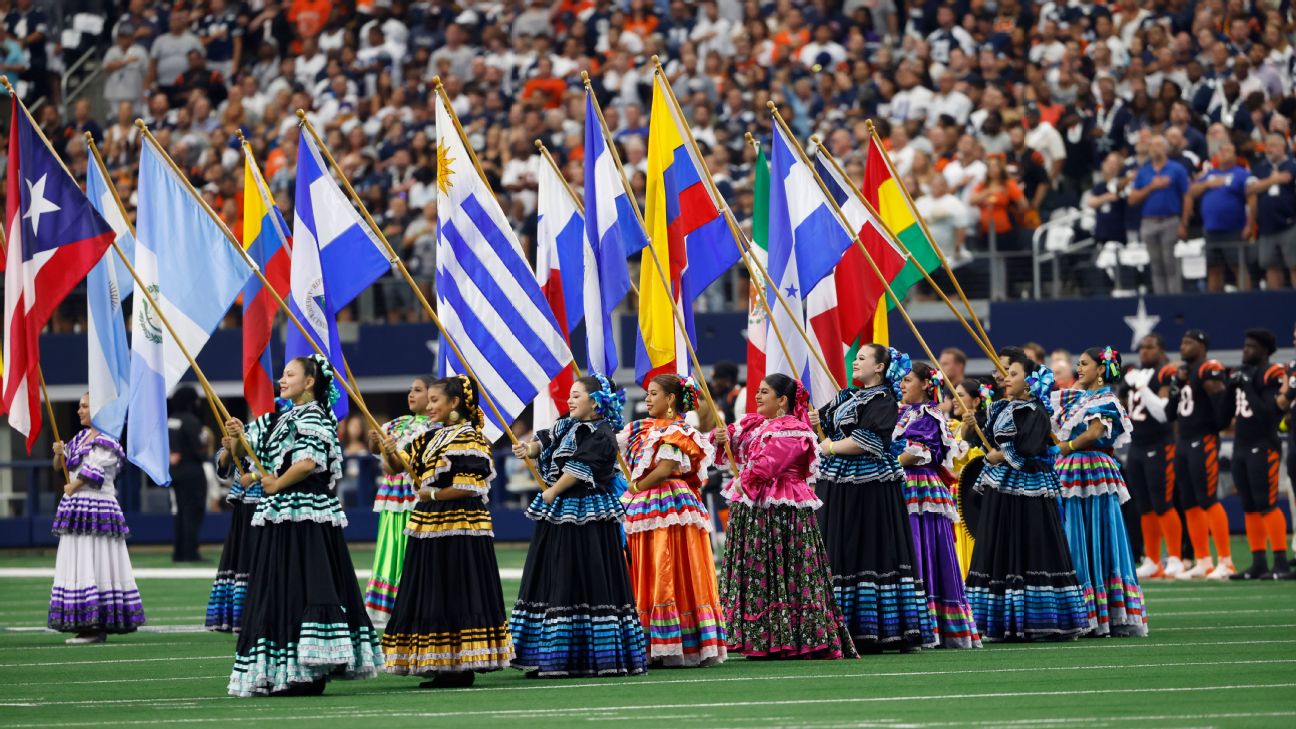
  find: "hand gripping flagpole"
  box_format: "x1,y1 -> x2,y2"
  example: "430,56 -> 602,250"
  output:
580,75 -> 756,472
767,104 -> 993,448
811,136 -> 1009,378
293,99 -> 549,491
646,59 -> 845,402
84,133 -> 264,478
862,119 -> 997,361
532,140 -> 741,493
131,121 -> 418,486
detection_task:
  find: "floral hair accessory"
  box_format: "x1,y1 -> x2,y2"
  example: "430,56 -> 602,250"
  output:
676,375 -> 701,414
928,369 -> 945,402
589,373 -> 627,431
977,381 -> 995,411
1099,346 -> 1121,382
307,354 -> 342,410
1027,364 -> 1056,414
791,380 -> 812,424
885,347 -> 912,400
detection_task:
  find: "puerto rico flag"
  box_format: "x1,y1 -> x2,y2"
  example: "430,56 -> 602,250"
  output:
2,95 -> 114,450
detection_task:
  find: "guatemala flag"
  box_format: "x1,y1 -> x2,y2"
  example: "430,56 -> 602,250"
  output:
127,139 -> 252,485
85,158 -> 136,438
766,123 -> 854,406
286,130 -> 391,418
434,92 -> 573,441
582,89 -> 642,376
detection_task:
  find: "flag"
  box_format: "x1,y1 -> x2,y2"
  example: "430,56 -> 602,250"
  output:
241,145 -> 292,417
744,148 -> 770,414
636,74 -> 738,386
2,96 -> 114,450
128,139 -> 253,485
766,124 -> 854,406
583,89 -> 642,375
434,93 -> 573,441
286,130 -> 390,418
533,157 -> 582,431
85,159 -> 135,438
863,134 -> 942,308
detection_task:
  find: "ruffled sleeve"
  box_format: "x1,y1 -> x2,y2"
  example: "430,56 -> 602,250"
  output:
417,425 -> 496,500
896,406 -> 946,466
561,423 -> 616,486
742,426 -> 815,493
847,391 -> 897,457
283,406 -> 341,489
714,413 -> 765,466
76,440 -> 124,488
1002,401 -> 1052,470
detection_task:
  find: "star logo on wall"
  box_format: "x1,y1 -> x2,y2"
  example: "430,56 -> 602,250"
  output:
1123,297 -> 1160,351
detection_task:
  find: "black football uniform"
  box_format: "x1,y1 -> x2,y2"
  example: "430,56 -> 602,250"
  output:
1230,363 -> 1288,515
1123,365 -> 1177,516
1170,359 -> 1229,509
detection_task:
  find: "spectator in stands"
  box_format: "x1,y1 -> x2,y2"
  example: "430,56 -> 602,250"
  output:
970,155 -> 1028,251
147,9 -> 204,103
103,25 -> 148,116
1050,349 -> 1076,389
1131,136 -> 1191,295
916,174 -> 970,261
0,24 -> 27,91
5,0 -> 49,101
1248,133 -> 1296,290
1187,142 -> 1250,292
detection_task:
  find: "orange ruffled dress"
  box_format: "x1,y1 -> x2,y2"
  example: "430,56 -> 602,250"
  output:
619,418 -> 727,667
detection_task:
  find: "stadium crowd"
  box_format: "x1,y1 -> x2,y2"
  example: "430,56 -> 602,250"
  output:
4,0 -> 1296,334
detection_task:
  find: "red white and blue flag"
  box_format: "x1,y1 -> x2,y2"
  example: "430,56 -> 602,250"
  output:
2,95 -> 115,450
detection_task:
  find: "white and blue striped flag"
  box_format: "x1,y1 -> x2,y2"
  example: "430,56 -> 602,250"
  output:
127,140 -> 253,485
85,160 -> 135,438
582,89 -> 643,375
434,93 -> 573,441
767,123 -> 854,406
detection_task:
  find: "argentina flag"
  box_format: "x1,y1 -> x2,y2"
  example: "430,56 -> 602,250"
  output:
85,159 -> 135,438
434,92 -> 572,441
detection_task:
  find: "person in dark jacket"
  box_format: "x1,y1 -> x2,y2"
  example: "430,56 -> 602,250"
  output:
169,386 -> 209,562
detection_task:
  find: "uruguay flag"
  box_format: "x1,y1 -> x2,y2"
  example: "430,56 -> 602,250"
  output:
2,95 -> 114,451
85,158 -> 136,438
533,158 -> 582,432
286,130 -> 391,419
766,123 -> 854,406
241,144 -> 291,418
434,92 -> 573,441
582,89 -> 642,375
128,139 -> 253,485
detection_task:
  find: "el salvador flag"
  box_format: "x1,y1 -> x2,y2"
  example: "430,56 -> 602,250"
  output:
434,94 -> 573,441
284,130 -> 390,418
127,140 -> 253,486
582,90 -> 642,375
766,123 -> 854,404
84,160 -> 135,438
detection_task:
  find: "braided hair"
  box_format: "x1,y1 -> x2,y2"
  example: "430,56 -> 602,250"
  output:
435,374 -> 484,428
288,355 -> 339,412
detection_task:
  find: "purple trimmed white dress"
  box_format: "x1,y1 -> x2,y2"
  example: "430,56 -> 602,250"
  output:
48,429 -> 146,634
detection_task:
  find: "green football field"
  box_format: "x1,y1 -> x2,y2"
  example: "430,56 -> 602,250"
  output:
1,539 -> 1293,729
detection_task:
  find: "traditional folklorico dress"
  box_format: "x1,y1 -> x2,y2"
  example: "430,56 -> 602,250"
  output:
364,414 -> 436,625
894,403 -> 981,648
381,423 -> 514,676
1052,387 -> 1149,637
228,401 -> 382,696
817,386 -> 934,652
965,398 -> 1093,641
206,412 -> 273,633
717,412 -> 854,659
619,417 -> 727,666
48,429 -> 146,635
510,416 -> 647,677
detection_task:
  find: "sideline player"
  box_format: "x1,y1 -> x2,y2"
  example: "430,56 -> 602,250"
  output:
1170,330 -> 1235,579
1123,334 -> 1185,578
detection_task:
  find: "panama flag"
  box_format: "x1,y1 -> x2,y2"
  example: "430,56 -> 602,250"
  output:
533,158 -> 582,431
127,138 -> 252,485
766,123 -> 854,406
2,96 -> 114,450
583,89 -> 643,376
635,73 -> 739,386
286,130 -> 392,419
84,158 -> 136,438
241,144 -> 292,417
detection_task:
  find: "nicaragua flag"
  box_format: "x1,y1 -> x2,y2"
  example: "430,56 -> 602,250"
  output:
241,144 -> 292,418
85,158 -> 136,438
635,73 -> 738,386
128,139 -> 253,485
582,89 -> 641,375
766,123 -> 854,406
434,92 -> 573,442
285,130 -> 391,419
2,95 -> 114,451
532,157 -> 581,432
